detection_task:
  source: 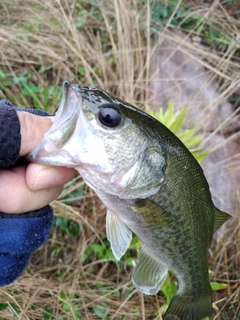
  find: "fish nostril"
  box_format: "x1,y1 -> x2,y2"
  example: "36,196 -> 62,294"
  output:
81,85 -> 90,90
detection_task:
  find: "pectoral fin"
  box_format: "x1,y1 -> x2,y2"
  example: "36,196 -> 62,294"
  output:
131,199 -> 172,227
132,247 -> 168,295
106,209 -> 132,260
213,207 -> 231,234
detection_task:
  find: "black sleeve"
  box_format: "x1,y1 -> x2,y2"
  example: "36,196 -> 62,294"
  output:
0,99 -> 54,286
0,99 -> 51,169
0,100 -> 21,169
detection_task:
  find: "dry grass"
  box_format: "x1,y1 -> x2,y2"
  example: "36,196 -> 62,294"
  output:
0,0 -> 239,319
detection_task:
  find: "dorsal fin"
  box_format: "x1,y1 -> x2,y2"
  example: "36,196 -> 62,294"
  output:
213,207 -> 231,234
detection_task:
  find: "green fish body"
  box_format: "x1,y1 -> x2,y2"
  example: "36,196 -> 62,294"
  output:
27,81 -> 231,320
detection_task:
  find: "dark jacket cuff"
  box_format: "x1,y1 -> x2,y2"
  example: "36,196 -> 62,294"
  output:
0,205 -> 54,286
0,99 -> 51,169
0,100 -> 21,169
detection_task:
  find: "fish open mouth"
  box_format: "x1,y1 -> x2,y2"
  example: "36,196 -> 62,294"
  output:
26,81 -> 84,166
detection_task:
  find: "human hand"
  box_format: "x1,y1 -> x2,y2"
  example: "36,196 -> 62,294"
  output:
0,111 -> 76,214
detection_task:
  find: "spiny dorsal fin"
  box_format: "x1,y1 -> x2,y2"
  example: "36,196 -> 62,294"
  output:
132,247 -> 168,295
213,207 -> 231,234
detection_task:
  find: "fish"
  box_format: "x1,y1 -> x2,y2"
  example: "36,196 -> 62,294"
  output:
27,81 -> 231,320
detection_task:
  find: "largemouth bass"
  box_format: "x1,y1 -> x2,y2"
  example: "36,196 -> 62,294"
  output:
27,81 -> 231,320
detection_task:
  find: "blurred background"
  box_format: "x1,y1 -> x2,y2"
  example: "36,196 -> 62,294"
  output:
0,0 -> 239,319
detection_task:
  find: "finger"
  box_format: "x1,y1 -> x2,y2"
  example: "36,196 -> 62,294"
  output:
0,166 -> 63,214
17,111 -> 54,156
26,163 -> 77,191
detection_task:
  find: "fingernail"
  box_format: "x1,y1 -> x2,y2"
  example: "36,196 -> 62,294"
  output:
48,116 -> 55,123
33,167 -> 61,190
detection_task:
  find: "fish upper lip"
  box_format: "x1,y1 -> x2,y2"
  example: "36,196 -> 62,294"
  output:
65,82 -> 82,103
62,81 -> 87,103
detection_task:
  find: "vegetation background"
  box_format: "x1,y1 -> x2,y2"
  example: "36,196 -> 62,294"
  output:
0,0 -> 239,319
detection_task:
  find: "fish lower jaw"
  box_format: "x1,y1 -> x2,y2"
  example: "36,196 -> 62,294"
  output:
28,150 -> 80,167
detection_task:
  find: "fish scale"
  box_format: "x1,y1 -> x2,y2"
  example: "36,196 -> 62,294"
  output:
27,81 -> 231,320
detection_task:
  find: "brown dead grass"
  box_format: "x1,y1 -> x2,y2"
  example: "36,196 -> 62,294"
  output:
0,0 -> 239,319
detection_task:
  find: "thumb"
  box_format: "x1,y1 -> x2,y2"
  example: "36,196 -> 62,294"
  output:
17,111 -> 53,156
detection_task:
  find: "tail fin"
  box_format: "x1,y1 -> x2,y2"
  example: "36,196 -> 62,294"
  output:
163,292 -> 213,320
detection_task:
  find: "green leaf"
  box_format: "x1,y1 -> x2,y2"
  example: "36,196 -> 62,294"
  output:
211,282 -> 228,291
161,101 -> 176,128
93,304 -> 109,319
161,273 -> 177,305
144,105 -> 155,118
192,150 -> 208,163
42,308 -> 55,319
2,80 -> 11,87
0,68 -> 6,79
170,105 -> 187,134
177,127 -> 197,141
9,303 -> 19,318
0,303 -> 7,311
183,134 -> 203,148
145,102 -> 207,162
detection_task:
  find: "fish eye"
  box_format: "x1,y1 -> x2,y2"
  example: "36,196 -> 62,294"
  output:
98,105 -> 122,128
